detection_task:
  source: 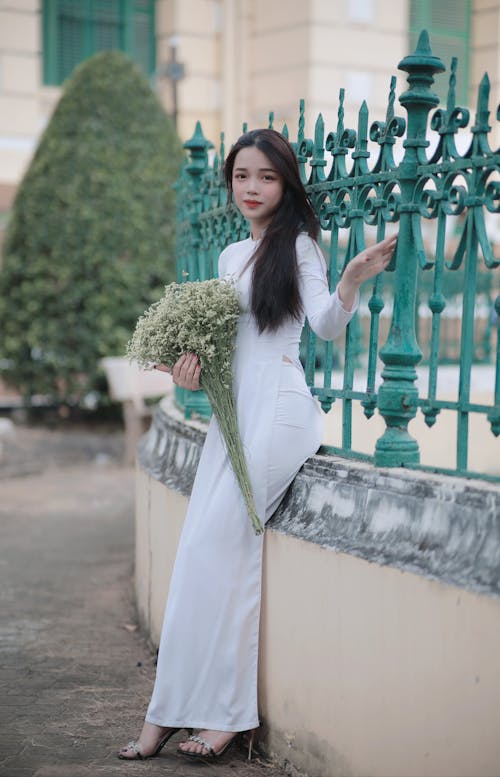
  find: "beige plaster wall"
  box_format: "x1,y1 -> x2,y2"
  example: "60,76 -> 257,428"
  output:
135,468 -> 185,646
154,0 -> 410,154
156,0 -> 222,143
306,0 -> 409,138
1,0 -> 499,191
260,530 -> 500,777
135,463 -> 500,777
0,0 -> 41,193
162,0 -> 500,148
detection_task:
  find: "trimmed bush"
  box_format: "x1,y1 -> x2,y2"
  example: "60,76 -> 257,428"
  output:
0,51 -> 183,405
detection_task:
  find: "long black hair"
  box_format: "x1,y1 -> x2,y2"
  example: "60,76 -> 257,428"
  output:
224,129 -> 319,333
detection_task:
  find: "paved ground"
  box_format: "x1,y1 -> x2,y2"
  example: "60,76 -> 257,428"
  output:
0,424 -> 291,777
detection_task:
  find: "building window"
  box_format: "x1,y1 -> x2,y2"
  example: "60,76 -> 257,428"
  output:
42,0 -> 156,86
409,0 -> 471,105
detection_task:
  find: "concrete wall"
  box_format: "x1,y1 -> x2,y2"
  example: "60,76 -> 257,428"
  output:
135,397 -> 500,777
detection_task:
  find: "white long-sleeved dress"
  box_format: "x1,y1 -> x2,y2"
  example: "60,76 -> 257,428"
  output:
146,234 -> 356,732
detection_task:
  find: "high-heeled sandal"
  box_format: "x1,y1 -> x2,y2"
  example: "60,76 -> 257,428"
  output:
177,728 -> 256,761
117,726 -> 190,760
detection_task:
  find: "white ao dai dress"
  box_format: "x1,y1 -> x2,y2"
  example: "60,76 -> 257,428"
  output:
146,234 -> 356,732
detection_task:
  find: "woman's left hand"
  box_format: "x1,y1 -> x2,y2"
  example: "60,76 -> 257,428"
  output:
337,233 -> 397,311
154,353 -> 201,391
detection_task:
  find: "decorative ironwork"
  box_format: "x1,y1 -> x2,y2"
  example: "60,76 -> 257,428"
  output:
175,30 -> 500,481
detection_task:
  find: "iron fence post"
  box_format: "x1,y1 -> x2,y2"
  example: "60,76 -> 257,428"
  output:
375,31 -> 445,467
176,122 -> 213,419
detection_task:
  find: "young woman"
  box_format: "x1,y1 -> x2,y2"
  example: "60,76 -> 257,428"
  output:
118,129 -> 396,762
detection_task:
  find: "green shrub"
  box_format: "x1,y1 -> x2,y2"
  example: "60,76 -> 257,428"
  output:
0,51 -> 183,405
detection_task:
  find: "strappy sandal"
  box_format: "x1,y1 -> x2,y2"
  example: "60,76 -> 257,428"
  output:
117,726 -> 190,760
177,729 -> 255,761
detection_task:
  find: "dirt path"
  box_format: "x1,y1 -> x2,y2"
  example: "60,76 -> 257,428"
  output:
0,427 -> 290,777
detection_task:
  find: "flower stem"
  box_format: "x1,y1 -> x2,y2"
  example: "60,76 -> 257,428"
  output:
202,368 -> 264,535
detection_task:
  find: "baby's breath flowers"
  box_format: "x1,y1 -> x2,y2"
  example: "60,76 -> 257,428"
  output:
126,279 -> 264,535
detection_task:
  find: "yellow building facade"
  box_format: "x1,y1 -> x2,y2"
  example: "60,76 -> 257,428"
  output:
0,0 -> 499,209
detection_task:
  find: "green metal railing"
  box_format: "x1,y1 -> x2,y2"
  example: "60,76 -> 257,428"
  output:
174,30 -> 500,482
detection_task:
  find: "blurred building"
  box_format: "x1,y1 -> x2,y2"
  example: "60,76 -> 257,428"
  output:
0,0 -> 499,209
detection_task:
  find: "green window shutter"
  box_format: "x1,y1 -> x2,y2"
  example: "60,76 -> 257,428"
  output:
42,0 -> 59,85
132,0 -> 156,76
57,1 -> 87,84
93,0 -> 124,53
42,0 -> 155,86
409,0 -> 471,104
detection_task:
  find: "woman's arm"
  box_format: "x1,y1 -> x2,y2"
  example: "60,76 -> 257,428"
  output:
298,234 -> 397,340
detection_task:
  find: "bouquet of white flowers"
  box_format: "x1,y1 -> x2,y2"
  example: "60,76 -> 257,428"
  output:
126,279 -> 264,535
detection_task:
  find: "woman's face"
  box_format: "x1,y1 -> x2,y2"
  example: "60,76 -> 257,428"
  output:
231,146 -> 284,238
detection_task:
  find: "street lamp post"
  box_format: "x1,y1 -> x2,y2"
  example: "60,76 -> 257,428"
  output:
160,36 -> 185,130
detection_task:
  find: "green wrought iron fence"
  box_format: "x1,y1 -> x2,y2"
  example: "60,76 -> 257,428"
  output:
174,30 -> 500,482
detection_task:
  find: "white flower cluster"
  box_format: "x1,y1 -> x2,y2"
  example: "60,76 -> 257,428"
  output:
126,279 -> 240,387
127,279 -> 263,534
